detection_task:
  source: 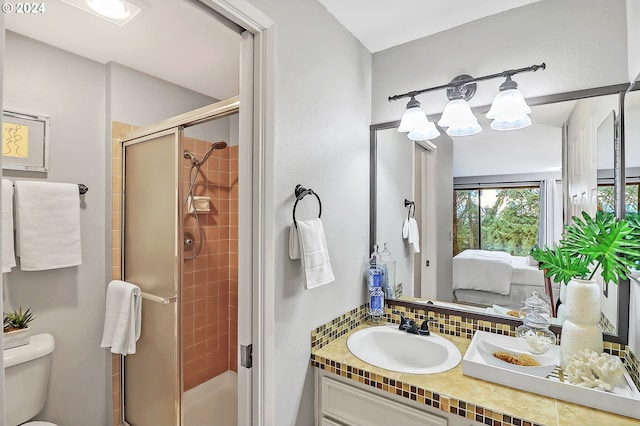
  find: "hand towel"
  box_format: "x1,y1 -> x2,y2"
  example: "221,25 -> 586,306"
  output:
289,223 -> 301,260
402,217 -> 421,253
2,180 -> 16,273
100,280 -> 142,355
15,181 -> 82,271
295,218 -> 335,289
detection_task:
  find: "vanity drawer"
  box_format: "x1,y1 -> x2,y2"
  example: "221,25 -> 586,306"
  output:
320,375 -> 447,426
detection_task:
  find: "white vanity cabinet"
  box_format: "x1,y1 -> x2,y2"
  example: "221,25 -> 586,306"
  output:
315,370 -> 482,426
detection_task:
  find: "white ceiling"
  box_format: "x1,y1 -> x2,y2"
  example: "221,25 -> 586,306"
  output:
4,0 -> 546,101
4,0 -> 242,100
317,0 -> 543,53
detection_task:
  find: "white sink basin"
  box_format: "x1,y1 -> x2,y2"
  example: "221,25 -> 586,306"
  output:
347,325 -> 462,374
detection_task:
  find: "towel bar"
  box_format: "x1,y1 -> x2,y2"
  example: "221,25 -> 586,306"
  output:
140,292 -> 177,304
11,182 -> 89,195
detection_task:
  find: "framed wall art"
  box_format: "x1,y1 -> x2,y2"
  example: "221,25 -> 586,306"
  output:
2,110 -> 50,172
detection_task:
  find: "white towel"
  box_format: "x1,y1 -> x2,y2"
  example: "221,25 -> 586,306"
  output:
289,223 -> 301,260
402,217 -> 420,253
295,218 -> 335,289
2,180 -> 16,273
100,280 -> 142,355
15,181 -> 82,271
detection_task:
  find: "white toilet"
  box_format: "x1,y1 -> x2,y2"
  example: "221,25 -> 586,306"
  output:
3,333 -> 58,426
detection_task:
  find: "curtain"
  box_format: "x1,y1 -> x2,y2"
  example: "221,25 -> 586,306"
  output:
538,179 -> 556,248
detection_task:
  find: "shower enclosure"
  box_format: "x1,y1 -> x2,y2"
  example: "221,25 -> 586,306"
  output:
118,98 -> 240,426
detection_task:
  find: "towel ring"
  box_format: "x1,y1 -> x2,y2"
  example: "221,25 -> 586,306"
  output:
293,184 -> 322,228
404,199 -> 415,219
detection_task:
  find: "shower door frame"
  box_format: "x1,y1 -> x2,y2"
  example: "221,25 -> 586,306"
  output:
120,97 -> 241,426
121,127 -> 184,426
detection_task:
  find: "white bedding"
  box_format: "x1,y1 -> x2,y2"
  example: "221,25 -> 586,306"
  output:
453,249 -> 545,296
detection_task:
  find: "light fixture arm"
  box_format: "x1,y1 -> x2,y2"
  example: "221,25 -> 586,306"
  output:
387,62 -> 546,102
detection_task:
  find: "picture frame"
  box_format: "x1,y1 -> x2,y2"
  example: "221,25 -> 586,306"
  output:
2,110 -> 50,172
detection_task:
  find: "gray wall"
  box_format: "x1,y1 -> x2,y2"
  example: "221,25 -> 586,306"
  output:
628,0 -> 640,81
246,0 -> 372,424
107,62 -> 225,142
3,31 -> 109,426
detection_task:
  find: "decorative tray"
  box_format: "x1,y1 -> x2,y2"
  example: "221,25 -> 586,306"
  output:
462,331 -> 640,420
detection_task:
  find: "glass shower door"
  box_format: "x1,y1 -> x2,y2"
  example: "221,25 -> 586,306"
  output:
122,128 -> 182,426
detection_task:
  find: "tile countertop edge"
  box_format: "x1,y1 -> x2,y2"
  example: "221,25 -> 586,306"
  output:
310,323 -> 640,426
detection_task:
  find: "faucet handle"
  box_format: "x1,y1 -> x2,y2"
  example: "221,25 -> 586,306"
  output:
418,318 -> 438,336
398,315 -> 412,331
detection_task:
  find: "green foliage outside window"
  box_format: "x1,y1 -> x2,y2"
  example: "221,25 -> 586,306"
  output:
454,187 -> 540,257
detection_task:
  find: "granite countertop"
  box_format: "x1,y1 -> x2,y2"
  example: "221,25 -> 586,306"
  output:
312,323 -> 640,426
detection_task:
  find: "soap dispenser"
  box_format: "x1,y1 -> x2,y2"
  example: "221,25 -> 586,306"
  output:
367,245 -> 386,323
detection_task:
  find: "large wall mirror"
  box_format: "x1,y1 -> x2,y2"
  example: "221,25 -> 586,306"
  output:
370,84 -> 633,343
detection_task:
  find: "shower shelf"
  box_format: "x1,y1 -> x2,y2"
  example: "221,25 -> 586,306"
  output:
188,196 -> 211,214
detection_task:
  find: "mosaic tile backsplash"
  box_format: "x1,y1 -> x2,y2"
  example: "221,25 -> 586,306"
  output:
310,300 -> 640,406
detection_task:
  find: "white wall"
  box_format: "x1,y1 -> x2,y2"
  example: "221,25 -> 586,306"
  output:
373,0 -> 628,124
628,0 -> 640,82
245,0 -> 372,424
3,32 -> 109,426
108,62 -> 226,142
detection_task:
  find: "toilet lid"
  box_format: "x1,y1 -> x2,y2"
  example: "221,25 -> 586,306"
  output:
23,422 -> 58,426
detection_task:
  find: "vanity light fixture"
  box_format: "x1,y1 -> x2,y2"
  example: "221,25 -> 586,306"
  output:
390,63 -> 546,140
397,96 -> 441,141
60,0 -> 141,26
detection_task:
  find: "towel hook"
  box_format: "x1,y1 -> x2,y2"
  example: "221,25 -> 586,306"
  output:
293,184 -> 322,228
404,199 -> 415,219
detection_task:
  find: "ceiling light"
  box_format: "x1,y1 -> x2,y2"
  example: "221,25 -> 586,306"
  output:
87,0 -> 130,19
388,63 -> 545,138
61,0 -> 140,26
397,96 -> 441,141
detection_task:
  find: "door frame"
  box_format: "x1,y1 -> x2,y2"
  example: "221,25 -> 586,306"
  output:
196,2 -> 276,424
167,1 -> 275,424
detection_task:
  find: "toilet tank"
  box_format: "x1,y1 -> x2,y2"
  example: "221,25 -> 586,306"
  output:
3,333 -> 55,426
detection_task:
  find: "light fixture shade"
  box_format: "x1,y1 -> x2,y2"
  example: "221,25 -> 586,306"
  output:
438,99 -> 482,136
398,106 -> 430,132
486,88 -> 531,120
490,114 -> 532,131
407,121 -> 441,141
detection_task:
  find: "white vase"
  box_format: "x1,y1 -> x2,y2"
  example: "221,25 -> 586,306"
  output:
559,278 -> 603,368
3,327 -> 31,350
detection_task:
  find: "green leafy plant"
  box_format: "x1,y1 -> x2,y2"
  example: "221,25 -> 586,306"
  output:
531,211 -> 640,285
3,306 -> 35,333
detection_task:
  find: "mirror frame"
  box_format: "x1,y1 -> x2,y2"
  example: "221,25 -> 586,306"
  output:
371,83 -> 631,344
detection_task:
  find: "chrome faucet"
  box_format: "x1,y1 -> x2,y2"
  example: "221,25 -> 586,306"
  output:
398,315 -> 438,336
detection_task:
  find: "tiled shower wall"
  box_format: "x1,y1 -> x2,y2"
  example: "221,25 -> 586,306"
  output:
182,137 -> 239,390
110,122 -> 238,424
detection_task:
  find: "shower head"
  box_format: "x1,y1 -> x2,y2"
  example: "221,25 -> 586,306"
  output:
184,142 -> 228,167
183,150 -> 197,164
199,141 -> 228,165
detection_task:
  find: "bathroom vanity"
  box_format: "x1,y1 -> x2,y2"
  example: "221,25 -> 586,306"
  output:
311,304 -> 640,426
